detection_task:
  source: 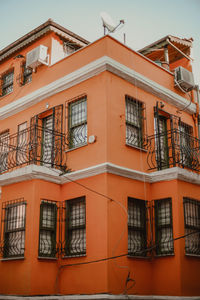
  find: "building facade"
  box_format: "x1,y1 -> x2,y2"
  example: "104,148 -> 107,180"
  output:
0,19 -> 200,299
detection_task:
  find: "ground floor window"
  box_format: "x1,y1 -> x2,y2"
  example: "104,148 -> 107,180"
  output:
183,197 -> 200,256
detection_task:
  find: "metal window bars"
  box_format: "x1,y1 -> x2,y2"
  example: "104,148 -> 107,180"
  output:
38,200 -> 57,257
125,95 -> 146,149
154,198 -> 174,255
183,198 -> 200,255
65,197 -> 86,257
128,198 -> 147,257
0,198 -> 26,258
1,70 -> 14,96
22,63 -> 32,85
68,96 -> 87,149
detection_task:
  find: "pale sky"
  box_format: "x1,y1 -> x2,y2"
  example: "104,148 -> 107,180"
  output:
1,0 -> 200,84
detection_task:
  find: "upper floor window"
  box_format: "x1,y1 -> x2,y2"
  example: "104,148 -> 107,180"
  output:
1,199 -> 26,258
68,96 -> 87,148
38,200 -> 57,258
65,196 -> 86,257
155,198 -> 174,255
22,63 -> 32,85
128,197 -> 147,257
179,122 -> 193,167
125,95 -> 145,149
0,130 -> 9,173
183,197 -> 200,256
1,70 -> 14,96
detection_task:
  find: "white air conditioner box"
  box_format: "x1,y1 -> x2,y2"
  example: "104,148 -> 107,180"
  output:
26,45 -> 49,69
174,66 -> 195,92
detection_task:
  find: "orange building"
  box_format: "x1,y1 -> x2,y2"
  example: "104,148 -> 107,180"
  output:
0,19 -> 200,299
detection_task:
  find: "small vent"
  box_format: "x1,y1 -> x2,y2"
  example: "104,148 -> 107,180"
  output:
26,45 -> 49,69
174,66 -> 195,92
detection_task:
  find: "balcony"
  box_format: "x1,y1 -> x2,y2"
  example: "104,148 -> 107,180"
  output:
0,125 -> 67,174
147,129 -> 200,173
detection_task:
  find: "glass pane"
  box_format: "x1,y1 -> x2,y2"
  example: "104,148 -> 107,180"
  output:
69,201 -> 85,228
128,201 -> 142,228
159,227 -> 173,253
39,230 -> 53,255
71,100 -> 87,127
69,228 -> 86,255
6,204 -> 26,230
157,201 -> 171,226
71,124 -> 87,147
42,204 -> 56,228
185,202 -> 199,227
185,228 -> 200,255
6,231 -> 25,256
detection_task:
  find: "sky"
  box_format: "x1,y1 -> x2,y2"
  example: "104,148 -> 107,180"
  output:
0,0 -> 200,84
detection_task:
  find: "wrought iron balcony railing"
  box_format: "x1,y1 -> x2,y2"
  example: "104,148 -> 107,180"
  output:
0,125 -> 68,174
147,129 -> 200,172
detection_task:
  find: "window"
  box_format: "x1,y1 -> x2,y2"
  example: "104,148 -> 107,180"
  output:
65,197 -> 86,256
68,96 -> 87,148
183,198 -> 200,255
39,201 -> 57,257
179,122 -> 193,167
22,63 -> 32,85
1,70 -> 14,96
155,198 -> 174,255
125,95 -> 145,148
2,199 -> 26,258
128,197 -> 147,256
0,131 -> 9,173
16,122 -> 27,166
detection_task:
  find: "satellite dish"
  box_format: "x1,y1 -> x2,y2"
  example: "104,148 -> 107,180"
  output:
100,11 -> 125,35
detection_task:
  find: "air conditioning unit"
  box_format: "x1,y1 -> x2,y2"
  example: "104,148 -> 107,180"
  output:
26,45 -> 49,69
174,66 -> 195,92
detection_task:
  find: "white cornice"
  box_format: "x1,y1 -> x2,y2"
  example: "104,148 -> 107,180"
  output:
0,56 -> 196,120
0,163 -> 200,187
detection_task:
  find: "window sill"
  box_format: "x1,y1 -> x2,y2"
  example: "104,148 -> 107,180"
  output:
38,256 -> 58,260
126,143 -> 147,152
63,254 -> 86,259
155,253 -> 175,257
0,91 -> 13,99
127,255 -> 149,259
185,253 -> 200,258
1,256 -> 24,261
65,143 -> 88,153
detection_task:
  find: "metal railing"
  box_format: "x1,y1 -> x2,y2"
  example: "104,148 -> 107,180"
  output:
0,125 -> 68,174
147,129 -> 200,172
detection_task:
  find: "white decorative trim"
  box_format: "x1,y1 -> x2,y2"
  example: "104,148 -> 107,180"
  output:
0,294 -> 199,300
0,56 -> 196,120
0,163 -> 200,187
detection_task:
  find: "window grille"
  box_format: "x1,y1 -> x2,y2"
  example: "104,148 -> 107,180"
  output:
179,122 -> 193,167
1,199 -> 26,258
128,197 -> 147,256
68,96 -> 87,148
65,197 -> 86,256
22,63 -> 32,85
0,131 -> 9,173
183,198 -> 200,255
39,200 -> 57,257
125,95 -> 145,149
16,122 -> 27,166
155,198 -> 174,255
1,70 -> 14,96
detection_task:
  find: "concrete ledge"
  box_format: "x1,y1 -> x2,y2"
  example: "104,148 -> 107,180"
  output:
0,294 -> 199,300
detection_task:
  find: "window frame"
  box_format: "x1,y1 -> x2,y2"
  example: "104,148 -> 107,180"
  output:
65,196 -> 86,257
1,70 -> 14,96
2,199 -> 26,259
154,198 -> 174,256
21,63 -> 32,85
125,95 -> 146,149
68,96 -> 87,149
38,200 -> 57,258
183,197 -> 200,256
127,197 -> 147,257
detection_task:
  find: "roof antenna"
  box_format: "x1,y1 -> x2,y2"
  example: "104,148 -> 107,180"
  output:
100,12 -> 125,35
